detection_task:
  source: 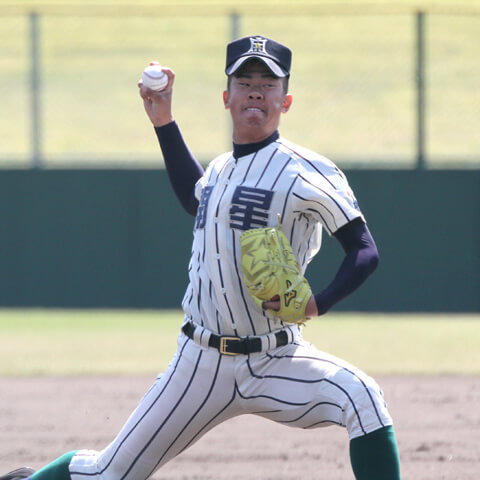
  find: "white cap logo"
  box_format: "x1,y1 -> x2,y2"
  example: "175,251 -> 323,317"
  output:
248,36 -> 267,54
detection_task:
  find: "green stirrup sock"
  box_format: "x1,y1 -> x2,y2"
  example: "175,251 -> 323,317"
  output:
349,426 -> 401,480
31,451 -> 78,480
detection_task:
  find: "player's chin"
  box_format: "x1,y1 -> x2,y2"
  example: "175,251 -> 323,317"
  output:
243,108 -> 266,121
244,114 -> 268,129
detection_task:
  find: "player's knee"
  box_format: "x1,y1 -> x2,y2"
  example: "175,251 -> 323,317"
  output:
340,375 -> 392,440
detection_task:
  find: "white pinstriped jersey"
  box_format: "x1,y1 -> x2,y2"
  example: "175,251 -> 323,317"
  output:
66,135 -> 392,480
182,136 -> 364,337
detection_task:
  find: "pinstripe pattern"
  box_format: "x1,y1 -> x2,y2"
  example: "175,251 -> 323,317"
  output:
67,135 -> 392,480
143,352 -> 225,477
183,137 -> 363,337
264,349 -> 387,428
68,318 -> 391,480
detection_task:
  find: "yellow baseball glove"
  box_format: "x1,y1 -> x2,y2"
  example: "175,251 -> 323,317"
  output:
240,226 -> 312,324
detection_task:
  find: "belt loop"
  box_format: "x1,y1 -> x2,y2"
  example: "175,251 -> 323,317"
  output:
199,328 -> 211,349
259,334 -> 268,353
191,324 -> 209,349
262,332 -> 276,353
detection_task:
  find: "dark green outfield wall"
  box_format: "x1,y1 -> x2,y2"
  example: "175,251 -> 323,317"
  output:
0,169 -> 478,311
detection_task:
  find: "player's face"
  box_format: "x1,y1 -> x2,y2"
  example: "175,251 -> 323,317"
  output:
223,61 -> 292,144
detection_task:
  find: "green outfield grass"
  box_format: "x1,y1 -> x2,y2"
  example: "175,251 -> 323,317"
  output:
1,0 -> 479,167
0,309 -> 478,376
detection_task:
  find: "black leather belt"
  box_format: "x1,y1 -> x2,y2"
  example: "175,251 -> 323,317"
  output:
182,321 -> 289,355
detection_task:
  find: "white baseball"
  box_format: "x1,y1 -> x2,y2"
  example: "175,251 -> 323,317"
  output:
141,64 -> 168,91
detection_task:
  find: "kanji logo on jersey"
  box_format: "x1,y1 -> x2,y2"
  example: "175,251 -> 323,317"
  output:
195,186 -> 213,229
229,186 -> 273,230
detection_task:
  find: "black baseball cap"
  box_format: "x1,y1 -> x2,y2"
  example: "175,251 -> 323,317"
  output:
225,35 -> 292,78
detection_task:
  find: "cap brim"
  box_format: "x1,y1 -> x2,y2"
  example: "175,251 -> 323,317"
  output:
225,55 -> 288,77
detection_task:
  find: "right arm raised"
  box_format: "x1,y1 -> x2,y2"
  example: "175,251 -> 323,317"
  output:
139,66 -> 203,216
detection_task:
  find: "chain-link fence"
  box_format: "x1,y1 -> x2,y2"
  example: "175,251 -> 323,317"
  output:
1,5 -> 479,169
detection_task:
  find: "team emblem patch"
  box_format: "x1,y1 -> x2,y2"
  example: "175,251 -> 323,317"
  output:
248,36 -> 268,54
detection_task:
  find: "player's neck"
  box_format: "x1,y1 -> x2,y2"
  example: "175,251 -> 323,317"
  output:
233,130 -> 279,159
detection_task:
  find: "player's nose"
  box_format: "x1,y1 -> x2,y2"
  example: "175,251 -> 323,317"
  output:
248,91 -> 263,100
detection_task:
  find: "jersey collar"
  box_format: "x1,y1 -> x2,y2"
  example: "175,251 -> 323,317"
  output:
233,130 -> 279,159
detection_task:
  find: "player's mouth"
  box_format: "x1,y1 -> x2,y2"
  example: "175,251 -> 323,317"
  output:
245,107 -> 264,113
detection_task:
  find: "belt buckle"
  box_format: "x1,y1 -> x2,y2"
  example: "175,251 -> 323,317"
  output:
219,336 -> 240,356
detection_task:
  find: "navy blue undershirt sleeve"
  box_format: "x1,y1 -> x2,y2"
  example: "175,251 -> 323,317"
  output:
154,121 -> 204,216
314,218 -> 380,315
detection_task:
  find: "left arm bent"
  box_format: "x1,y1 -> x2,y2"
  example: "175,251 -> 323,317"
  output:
263,217 -> 379,318
311,217 -> 379,316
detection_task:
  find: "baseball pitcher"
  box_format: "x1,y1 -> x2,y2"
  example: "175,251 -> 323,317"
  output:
1,35 -> 401,480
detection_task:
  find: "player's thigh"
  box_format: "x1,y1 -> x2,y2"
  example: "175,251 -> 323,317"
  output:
70,336 -> 239,480
239,339 -> 392,438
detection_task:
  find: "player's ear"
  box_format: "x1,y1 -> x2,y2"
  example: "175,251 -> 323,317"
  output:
282,94 -> 293,113
223,90 -> 230,109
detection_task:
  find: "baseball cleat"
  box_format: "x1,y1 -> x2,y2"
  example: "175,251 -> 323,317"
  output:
0,467 -> 36,480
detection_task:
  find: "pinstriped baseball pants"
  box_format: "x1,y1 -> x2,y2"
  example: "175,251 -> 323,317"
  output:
69,329 -> 392,480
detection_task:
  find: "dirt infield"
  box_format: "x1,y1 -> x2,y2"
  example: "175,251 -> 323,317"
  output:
0,375 -> 479,479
